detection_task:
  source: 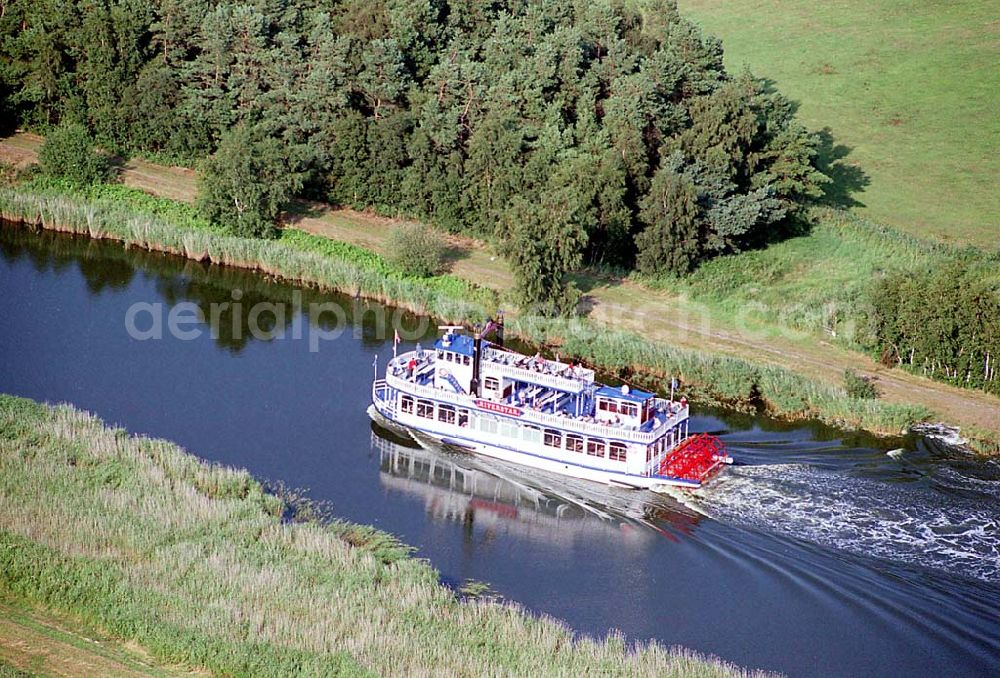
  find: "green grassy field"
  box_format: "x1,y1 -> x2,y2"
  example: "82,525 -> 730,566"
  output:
680,0 -> 999,247
0,393 -> 761,677
663,207 -> 1000,344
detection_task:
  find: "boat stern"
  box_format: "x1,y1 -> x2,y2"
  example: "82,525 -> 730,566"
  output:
654,434 -> 732,488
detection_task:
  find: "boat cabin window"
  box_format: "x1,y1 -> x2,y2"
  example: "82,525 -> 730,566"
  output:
609,442 -> 627,462
543,429 -> 561,448
500,421 -> 519,439
484,377 -> 500,391
438,404 -> 456,424
598,397 -> 640,418
416,399 -> 434,419
522,425 -> 541,443
566,434 -> 583,453
458,409 -> 469,427
478,415 -> 498,434
462,355 -> 471,366
400,395 -> 413,414
587,439 -> 606,458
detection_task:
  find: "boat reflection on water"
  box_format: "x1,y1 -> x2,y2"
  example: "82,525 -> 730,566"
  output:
371,425 -> 703,548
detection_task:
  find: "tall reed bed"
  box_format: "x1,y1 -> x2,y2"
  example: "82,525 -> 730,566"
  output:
0,394 -> 761,678
0,186 -> 494,324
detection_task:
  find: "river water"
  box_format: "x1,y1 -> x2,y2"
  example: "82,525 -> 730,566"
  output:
1,224 -> 997,677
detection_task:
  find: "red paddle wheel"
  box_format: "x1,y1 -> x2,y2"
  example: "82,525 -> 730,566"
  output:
658,434 -> 729,484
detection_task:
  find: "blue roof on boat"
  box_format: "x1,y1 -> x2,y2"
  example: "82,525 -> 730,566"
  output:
595,385 -> 654,403
434,333 -> 476,356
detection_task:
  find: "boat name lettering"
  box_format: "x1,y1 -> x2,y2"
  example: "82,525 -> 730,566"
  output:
474,400 -> 522,416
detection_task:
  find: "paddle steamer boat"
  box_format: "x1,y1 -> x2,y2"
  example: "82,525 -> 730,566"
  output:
370,316 -> 731,490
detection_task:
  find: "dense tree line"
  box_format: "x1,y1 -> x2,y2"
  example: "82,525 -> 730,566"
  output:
866,264 -> 1000,395
1,0 -> 828,308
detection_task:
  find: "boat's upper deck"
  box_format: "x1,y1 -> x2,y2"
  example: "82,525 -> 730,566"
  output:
480,346 -> 595,394
385,349 -> 687,443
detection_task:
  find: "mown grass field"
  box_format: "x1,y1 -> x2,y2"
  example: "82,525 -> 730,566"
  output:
0,394 -> 762,678
680,0 -> 999,247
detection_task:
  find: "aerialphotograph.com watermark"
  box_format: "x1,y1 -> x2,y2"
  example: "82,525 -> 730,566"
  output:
124,288 -> 435,352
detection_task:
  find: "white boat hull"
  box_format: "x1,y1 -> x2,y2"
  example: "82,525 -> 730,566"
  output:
368,404 -> 702,490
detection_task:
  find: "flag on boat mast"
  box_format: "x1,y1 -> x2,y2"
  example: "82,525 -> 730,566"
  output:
393,328 -> 400,358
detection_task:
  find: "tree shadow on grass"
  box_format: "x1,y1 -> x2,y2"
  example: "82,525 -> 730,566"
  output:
438,239 -> 472,274
814,127 -> 870,209
755,79 -> 870,210
283,199 -> 329,222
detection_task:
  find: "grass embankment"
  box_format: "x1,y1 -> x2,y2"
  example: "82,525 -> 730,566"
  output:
664,207 -> 1000,343
680,0 -> 999,247
0,181 -> 930,436
0,393 -> 761,677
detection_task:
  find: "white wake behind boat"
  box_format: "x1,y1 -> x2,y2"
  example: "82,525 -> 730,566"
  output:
370,316 -> 732,490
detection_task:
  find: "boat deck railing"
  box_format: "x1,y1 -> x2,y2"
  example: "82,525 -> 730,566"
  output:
379,369 -> 688,444
481,347 -> 594,394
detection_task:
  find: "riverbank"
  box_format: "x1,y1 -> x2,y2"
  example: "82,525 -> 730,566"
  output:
0,182 -> 935,443
0,393 -> 762,677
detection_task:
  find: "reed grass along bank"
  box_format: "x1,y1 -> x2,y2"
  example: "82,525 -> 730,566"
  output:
0,393 -> 761,677
0,183 -> 933,438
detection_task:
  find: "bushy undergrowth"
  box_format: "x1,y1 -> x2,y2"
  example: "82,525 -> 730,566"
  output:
37,123 -> 109,186
637,208 -> 1000,400
866,262 -> 1000,395
0,394 -> 757,677
647,208 -> 970,340
844,369 -> 879,400
386,223 -> 448,277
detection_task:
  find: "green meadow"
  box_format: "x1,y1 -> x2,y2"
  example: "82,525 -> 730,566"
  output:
663,207 -> 1000,344
681,0 -> 999,247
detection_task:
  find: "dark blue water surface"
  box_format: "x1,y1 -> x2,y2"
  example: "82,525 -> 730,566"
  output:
1,225 -> 998,677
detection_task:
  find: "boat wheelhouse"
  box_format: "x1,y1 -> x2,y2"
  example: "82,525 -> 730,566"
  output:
370,317 -> 731,490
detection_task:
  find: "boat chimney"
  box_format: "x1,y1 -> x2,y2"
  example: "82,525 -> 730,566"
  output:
472,330 -> 482,396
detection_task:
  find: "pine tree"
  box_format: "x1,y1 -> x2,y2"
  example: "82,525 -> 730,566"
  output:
635,158 -> 701,275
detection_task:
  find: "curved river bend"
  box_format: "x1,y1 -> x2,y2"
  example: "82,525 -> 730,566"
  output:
1,225 -> 997,677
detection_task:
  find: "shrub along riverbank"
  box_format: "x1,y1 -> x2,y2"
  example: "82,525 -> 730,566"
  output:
0,182 -> 931,437
0,393 -> 762,677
